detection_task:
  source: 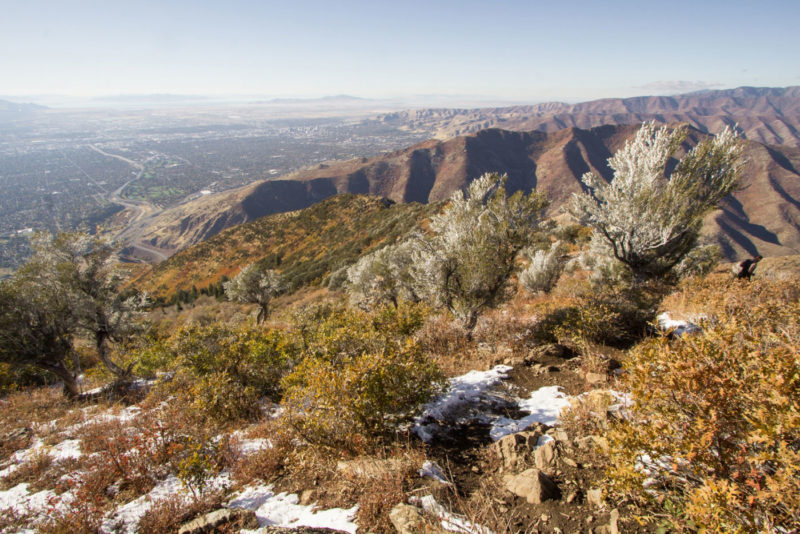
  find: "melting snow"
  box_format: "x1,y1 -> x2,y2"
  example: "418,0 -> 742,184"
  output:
413,365 -> 575,444
413,365 -> 513,442
490,386 -> 571,440
230,484 -> 358,534
419,460 -> 451,485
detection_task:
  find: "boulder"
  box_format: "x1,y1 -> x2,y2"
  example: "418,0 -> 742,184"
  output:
493,427 -> 544,471
584,371 -> 607,385
389,503 -> 427,534
503,468 -> 560,504
178,508 -> 258,534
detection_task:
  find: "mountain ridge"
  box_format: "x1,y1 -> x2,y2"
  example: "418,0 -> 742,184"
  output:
136,123 -> 800,262
377,86 -> 800,147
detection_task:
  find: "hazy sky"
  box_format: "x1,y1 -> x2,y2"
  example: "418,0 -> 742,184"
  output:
2,0 -> 799,103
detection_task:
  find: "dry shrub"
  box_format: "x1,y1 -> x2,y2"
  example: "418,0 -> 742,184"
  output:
355,471 -> 408,532
607,279 -> 800,532
660,274 -> 800,324
559,389 -> 618,439
0,449 -> 80,494
0,387 -> 71,444
38,497 -> 106,534
445,475 -> 527,534
416,314 -> 479,375
135,488 -> 226,533
0,448 -> 51,491
348,444 -> 426,532
530,282 -> 658,348
231,422 -> 293,485
80,418 -> 161,498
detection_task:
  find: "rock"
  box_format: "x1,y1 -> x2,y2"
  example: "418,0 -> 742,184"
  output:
504,468 -> 560,504
609,508 -> 620,534
584,371 -> 607,385
551,429 -> 570,443
299,489 -> 315,505
586,488 -> 604,508
178,508 -> 258,534
527,343 -> 576,362
562,457 -> 578,468
389,503 -> 427,534
534,440 -> 558,470
575,435 -> 609,454
336,458 -> 404,479
503,356 -> 525,367
493,428 -> 544,471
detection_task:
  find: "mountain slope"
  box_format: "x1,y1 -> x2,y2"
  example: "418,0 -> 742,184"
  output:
135,194 -> 437,296
138,124 -> 800,261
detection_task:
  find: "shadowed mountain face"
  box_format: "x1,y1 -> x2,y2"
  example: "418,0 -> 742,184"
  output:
377,86 -> 800,148
139,123 -> 800,261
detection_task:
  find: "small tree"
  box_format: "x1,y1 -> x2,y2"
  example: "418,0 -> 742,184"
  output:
0,276 -> 79,397
570,122 -> 743,284
409,172 -> 548,332
29,233 -> 146,378
224,263 -> 286,323
519,241 -> 565,294
345,240 -> 418,309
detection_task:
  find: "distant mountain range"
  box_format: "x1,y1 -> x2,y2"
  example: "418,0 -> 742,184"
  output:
138,122 -> 800,261
378,86 -> 800,148
0,99 -> 47,120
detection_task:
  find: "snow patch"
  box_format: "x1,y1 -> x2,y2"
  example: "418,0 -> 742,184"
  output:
415,494 -> 492,534
229,484 -> 358,534
413,365 -> 512,442
657,313 -> 700,336
0,483 -> 65,518
419,460 -> 451,485
101,473 -> 231,534
490,386 -> 571,440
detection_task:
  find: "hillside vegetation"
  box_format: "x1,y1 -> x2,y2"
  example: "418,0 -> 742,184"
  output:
134,194 -> 439,298
1,123 -> 798,533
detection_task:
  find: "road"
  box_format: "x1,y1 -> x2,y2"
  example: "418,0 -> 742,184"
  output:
89,145 -> 171,263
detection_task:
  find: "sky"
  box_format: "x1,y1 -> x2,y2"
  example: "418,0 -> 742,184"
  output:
2,0 -> 799,104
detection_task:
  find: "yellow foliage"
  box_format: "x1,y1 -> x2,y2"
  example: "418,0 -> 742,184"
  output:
281,338 -> 444,452
607,278 -> 800,531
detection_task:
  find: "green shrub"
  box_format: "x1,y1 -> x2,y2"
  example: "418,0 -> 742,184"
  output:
171,323 -> 295,401
281,340 -> 444,452
139,323 -> 296,422
607,279 -> 800,532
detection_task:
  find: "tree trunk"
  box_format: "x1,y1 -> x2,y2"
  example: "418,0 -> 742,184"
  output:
38,361 -> 79,398
96,331 -> 126,377
462,309 -> 479,340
